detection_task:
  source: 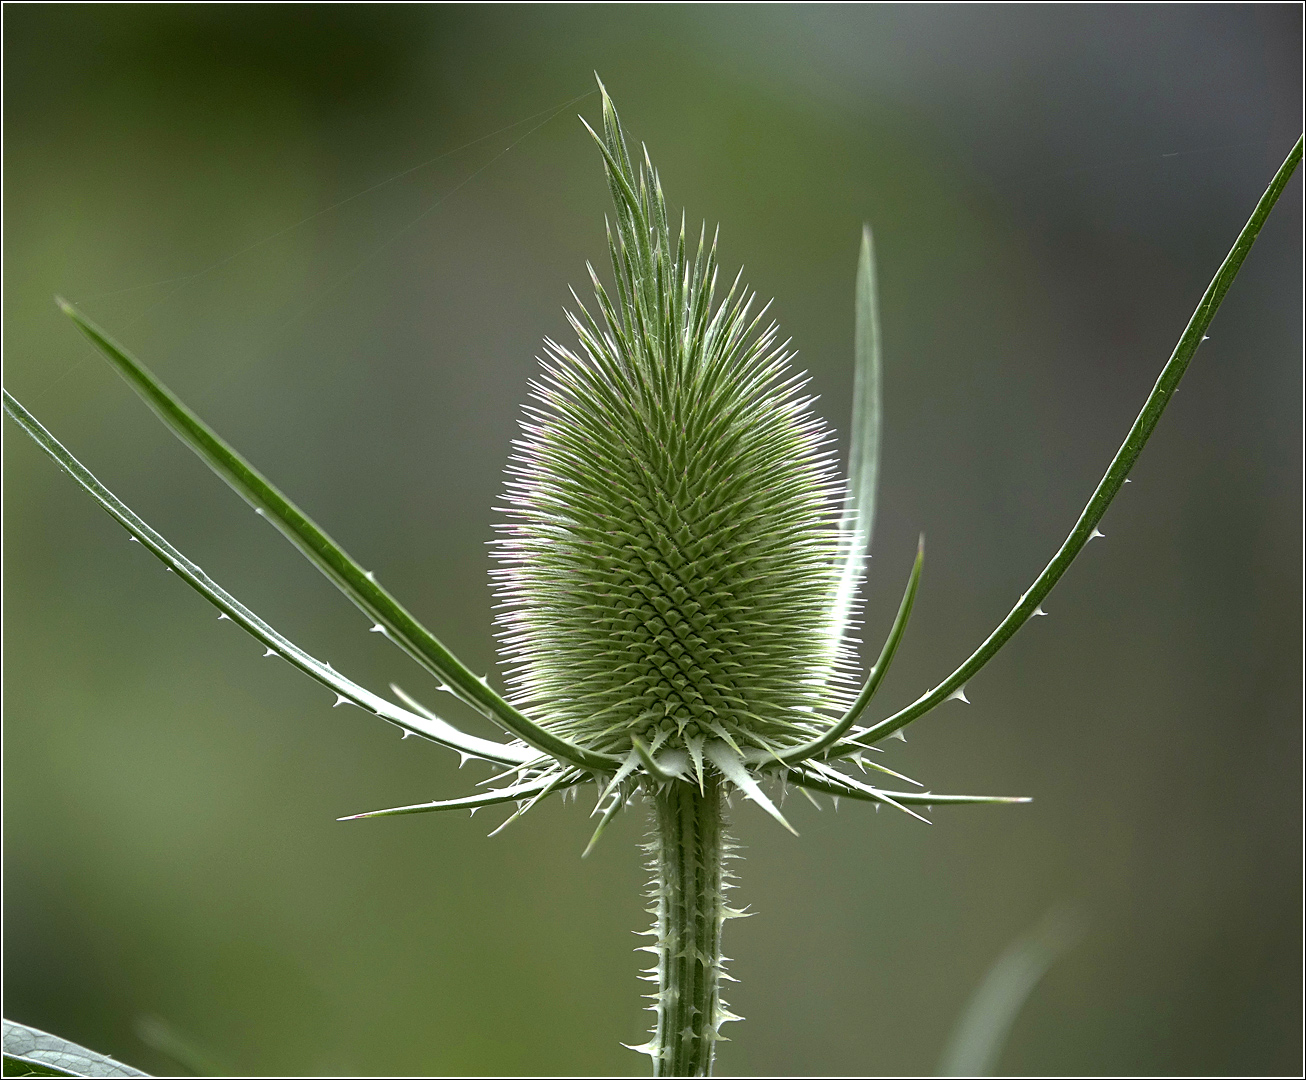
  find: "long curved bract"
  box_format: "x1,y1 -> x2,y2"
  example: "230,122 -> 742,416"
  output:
780,534 -> 923,765
3,389 -> 531,768
55,301 -> 618,773
846,134 -> 1303,751
788,767 -> 1029,810
338,773 -> 586,820
831,223 -> 884,644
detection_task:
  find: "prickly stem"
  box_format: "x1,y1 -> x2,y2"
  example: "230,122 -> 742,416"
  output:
646,775 -> 732,1076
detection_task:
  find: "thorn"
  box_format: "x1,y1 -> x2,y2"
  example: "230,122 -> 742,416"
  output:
333,694 -> 349,708
458,753 -> 472,768
217,613 -> 230,621
263,647 -> 276,657
1089,527 -> 1105,540
401,731 -> 411,740
891,729 -> 907,742
364,570 -> 377,582
1201,334 -> 1210,341
165,567 -> 174,573
1033,605 -> 1048,616
1124,478 -> 1132,483
255,508 -> 265,516
129,536 -> 141,543
946,685 -> 970,704
874,802 -> 881,812
368,624 -> 386,634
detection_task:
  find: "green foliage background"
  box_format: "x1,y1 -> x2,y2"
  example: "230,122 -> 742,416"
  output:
4,7 -> 1301,1076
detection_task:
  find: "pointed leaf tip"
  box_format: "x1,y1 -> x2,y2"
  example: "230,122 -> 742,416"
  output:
705,741 -> 797,836
632,736 -> 677,783
582,790 -> 625,858
832,217 -> 884,642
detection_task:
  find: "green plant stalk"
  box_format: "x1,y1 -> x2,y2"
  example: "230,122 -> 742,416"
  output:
3,70 -> 1298,1076
645,774 -> 732,1077
856,132 -> 1304,747
638,133 -> 1303,1077
55,300 -> 614,774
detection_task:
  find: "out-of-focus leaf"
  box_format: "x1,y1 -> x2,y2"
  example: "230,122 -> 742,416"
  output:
132,1016 -> 225,1078
936,907 -> 1084,1076
3,1020 -> 148,1078
831,223 -> 884,643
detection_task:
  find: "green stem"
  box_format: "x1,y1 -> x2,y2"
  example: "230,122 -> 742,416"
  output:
857,133 -> 1304,746
648,775 -> 730,1077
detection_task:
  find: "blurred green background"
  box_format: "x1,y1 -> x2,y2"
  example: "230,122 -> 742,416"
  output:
4,6 -> 1301,1076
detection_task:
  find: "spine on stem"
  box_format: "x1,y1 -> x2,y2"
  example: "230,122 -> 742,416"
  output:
639,776 -> 740,1077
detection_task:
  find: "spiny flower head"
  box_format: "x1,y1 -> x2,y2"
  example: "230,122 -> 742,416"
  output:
492,87 -> 860,768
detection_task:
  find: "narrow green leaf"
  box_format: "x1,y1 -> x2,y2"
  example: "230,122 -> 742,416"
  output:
832,223 -> 883,641
852,756 -> 924,787
132,1015 -> 225,1078
937,907 -> 1084,1076
388,683 -> 551,769
3,1021 -> 148,1079
338,774 -> 582,820
595,749 -> 642,808
781,535 -> 923,764
799,759 -> 932,823
789,767 -> 1029,809
53,301 -> 616,773
485,768 -> 578,837
582,788 -> 627,858
2,390 -> 528,767
4,1060 -> 75,1078
632,735 -> 679,783
705,741 -> 797,836
854,134 -> 1304,748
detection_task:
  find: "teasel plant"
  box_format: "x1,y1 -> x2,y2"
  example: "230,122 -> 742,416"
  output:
3,79 -> 1301,1078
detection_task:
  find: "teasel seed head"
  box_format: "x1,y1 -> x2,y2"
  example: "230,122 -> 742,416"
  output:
492,85 -> 860,766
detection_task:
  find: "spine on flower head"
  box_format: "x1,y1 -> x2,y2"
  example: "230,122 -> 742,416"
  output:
491,83 -> 860,772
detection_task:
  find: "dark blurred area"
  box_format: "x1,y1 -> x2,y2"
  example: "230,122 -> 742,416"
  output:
4,6 -> 1300,1076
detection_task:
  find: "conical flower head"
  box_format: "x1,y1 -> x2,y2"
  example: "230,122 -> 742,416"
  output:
493,88 -> 857,763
